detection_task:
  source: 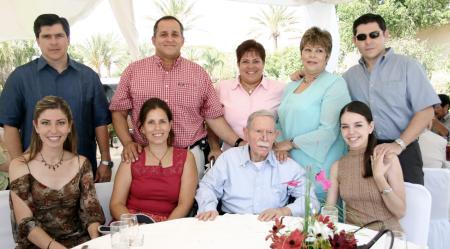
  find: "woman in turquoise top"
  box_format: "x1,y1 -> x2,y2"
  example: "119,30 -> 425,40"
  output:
275,27 -> 351,203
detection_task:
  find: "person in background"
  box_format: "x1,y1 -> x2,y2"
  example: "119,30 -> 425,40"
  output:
275,27 -> 351,204
9,96 -> 105,249
196,110 -> 318,222
110,16 -> 242,179
419,121 -> 450,169
110,98 -> 197,222
432,94 -> 450,137
327,101 -> 405,231
0,135 -> 9,190
0,14 -> 112,181
207,39 -> 285,159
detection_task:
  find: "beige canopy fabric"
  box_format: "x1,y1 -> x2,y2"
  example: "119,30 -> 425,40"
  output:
0,0 -> 348,70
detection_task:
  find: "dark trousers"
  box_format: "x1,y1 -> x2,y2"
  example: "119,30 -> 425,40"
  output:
377,140 -> 424,185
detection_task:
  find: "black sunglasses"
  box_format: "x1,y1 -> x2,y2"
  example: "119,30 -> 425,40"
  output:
355,31 -> 381,41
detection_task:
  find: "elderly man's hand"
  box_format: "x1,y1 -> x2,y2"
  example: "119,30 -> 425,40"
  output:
122,141 -> 142,163
258,207 -> 291,221
196,210 -> 219,221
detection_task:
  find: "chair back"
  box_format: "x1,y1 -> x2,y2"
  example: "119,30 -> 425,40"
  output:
399,182 -> 432,246
95,182 -> 114,224
424,168 -> 450,220
0,190 -> 15,248
423,168 -> 450,249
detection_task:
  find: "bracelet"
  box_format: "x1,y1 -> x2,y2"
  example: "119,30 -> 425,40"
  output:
47,238 -> 54,249
234,138 -> 243,147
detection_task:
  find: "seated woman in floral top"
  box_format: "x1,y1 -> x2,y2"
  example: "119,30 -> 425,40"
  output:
9,96 -> 105,249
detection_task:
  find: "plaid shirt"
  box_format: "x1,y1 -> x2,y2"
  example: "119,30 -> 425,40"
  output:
110,55 -> 223,147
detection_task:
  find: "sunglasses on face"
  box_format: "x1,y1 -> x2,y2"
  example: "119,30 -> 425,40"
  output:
355,31 -> 381,41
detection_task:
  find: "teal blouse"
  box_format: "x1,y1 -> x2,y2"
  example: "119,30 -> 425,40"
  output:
277,71 -> 351,193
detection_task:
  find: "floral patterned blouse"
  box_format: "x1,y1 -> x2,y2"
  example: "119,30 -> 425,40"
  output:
9,157 -> 105,249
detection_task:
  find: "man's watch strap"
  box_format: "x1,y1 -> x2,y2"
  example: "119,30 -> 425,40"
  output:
394,138 -> 406,151
100,160 -> 114,168
234,138 -> 243,147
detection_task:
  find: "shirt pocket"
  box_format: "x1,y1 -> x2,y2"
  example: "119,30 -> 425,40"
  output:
270,183 -> 288,206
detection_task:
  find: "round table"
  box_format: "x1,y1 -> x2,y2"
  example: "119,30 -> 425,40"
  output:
72,214 -> 425,249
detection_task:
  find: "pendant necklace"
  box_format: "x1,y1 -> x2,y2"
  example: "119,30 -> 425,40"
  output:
148,147 -> 170,166
40,151 -> 64,171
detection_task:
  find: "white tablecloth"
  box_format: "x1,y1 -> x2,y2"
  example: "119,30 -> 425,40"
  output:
72,214 -> 425,249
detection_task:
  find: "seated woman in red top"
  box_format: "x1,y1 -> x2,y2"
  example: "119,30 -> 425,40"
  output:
110,98 -> 198,222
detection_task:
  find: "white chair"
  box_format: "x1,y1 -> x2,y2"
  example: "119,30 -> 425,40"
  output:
423,168 -> 450,249
0,190 -> 16,249
95,182 -> 114,225
399,182 -> 432,247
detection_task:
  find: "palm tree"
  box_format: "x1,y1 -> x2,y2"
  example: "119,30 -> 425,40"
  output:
201,48 -> 224,82
250,5 -> 299,50
0,40 -> 38,88
150,0 -> 200,31
81,33 -> 124,77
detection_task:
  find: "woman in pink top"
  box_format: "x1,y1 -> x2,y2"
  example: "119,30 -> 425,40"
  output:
208,40 -> 285,157
110,98 -> 198,222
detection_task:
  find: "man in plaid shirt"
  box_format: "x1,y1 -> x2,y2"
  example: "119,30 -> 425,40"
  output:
110,16 -> 243,178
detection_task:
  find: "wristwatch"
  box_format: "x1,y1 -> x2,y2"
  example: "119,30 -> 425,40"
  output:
100,160 -> 114,168
394,138 -> 406,151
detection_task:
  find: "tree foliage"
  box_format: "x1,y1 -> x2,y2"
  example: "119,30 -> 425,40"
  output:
150,0 -> 200,31
249,5 -> 299,50
337,0 -> 450,52
0,40 -> 39,89
265,46 -> 301,81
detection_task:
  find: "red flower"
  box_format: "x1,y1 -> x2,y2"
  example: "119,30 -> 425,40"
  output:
329,230 -> 357,249
285,229 -> 304,248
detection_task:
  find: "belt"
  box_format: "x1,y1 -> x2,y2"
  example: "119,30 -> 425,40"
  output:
186,137 -> 208,150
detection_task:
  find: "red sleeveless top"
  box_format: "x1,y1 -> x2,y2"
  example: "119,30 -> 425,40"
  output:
126,147 -> 187,220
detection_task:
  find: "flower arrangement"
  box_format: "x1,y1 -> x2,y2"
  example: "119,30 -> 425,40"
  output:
266,168 -> 357,249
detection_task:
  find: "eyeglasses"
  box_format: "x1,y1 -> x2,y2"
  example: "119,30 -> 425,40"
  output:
355,31 -> 381,41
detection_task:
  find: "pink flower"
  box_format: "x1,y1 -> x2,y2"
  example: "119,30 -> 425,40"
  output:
283,180 -> 301,187
315,170 -> 331,191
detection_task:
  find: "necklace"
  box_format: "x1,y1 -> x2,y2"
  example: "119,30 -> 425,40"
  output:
40,151 -> 64,171
148,147 -> 170,166
240,81 -> 261,95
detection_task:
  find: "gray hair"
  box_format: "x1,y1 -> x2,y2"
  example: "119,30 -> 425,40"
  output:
246,109 -> 276,128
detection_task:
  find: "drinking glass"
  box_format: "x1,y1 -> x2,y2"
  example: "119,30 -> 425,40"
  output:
120,213 -> 144,247
321,205 -> 338,224
385,230 -> 407,249
110,221 -> 129,249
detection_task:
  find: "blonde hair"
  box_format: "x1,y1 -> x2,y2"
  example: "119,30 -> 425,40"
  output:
300,27 -> 332,58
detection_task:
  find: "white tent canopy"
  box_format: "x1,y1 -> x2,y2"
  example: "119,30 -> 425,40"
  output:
0,0 -> 349,71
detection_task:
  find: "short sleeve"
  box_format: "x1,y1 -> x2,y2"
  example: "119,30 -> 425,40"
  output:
0,70 -> 25,128
406,59 -> 440,112
78,160 -> 105,227
199,71 -> 224,119
109,65 -> 133,112
92,73 -> 112,127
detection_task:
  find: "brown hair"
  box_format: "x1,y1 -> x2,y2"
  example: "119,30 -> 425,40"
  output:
300,27 -> 332,58
28,96 -> 77,162
339,101 -> 377,178
138,98 -> 174,146
236,39 -> 266,64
